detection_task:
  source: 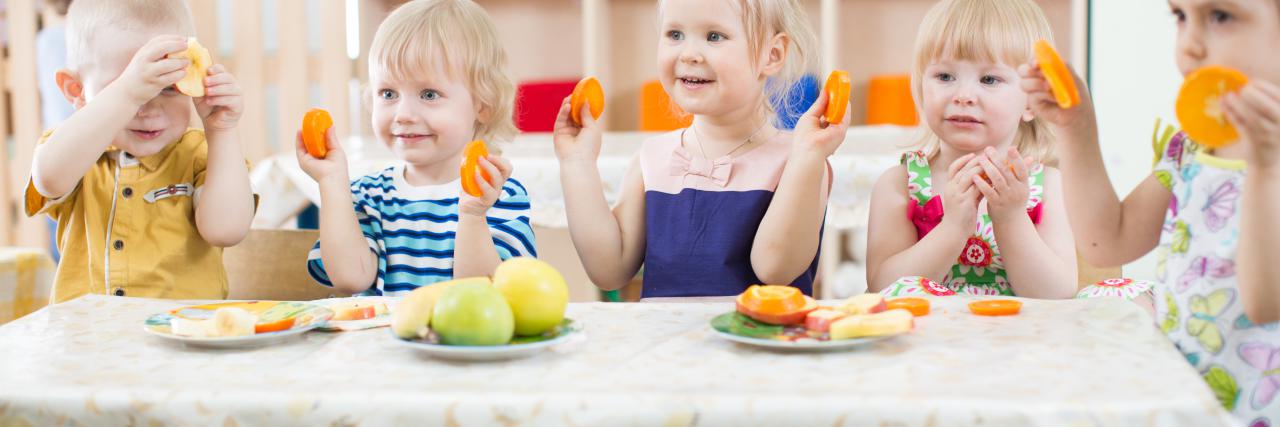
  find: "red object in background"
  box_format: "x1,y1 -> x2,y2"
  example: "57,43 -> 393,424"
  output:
514,80 -> 578,132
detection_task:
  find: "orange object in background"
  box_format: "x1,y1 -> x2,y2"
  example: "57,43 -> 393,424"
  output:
1034,40 -> 1081,109
865,74 -> 918,126
886,297 -> 930,316
301,108 -> 333,159
968,299 -> 1023,316
1177,65 -> 1248,148
459,140 -> 491,197
640,80 -> 693,131
735,285 -> 818,325
824,70 -> 852,125
570,77 -> 605,126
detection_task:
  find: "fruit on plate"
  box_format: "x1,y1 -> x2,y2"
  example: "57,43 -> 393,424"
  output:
254,316 -> 296,334
493,257 -> 569,336
1034,40 -> 1080,109
570,76 -> 605,126
431,281 -> 515,346
886,297 -> 930,317
170,307 -> 257,337
824,70 -> 852,124
1177,65 -> 1249,148
301,108 -> 333,159
735,285 -> 817,325
168,37 -> 212,97
170,317 -> 214,337
331,301 -> 386,321
829,308 -> 914,340
803,309 -> 849,333
459,140 -> 492,197
391,277 -> 478,339
968,299 -> 1023,316
840,293 -> 887,315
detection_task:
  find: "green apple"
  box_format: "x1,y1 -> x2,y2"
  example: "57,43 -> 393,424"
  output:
493,257 -> 569,336
430,281 -> 514,346
390,277 -> 485,339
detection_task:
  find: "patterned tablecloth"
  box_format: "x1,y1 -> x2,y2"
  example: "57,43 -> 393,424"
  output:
0,247 -> 55,324
0,294 -> 1234,426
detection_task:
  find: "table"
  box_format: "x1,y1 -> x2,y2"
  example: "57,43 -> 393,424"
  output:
0,295 -> 1234,426
0,247 -> 55,324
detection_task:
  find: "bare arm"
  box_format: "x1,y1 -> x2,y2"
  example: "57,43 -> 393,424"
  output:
1020,64 -> 1168,267
1225,80 -> 1280,322
979,160 -> 1077,299
193,64 -> 253,247
553,98 -> 647,290
453,155 -> 515,278
296,129 -> 377,295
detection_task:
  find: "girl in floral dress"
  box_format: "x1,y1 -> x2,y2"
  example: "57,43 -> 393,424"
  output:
1029,0 -> 1280,423
864,0 -> 1078,299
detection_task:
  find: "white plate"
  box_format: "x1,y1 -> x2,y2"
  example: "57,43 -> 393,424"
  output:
143,324 -> 322,349
390,323 -> 578,361
143,301 -> 332,349
710,329 -> 894,352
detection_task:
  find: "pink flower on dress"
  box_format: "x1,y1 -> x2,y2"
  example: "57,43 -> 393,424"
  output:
920,278 -> 956,296
1097,278 -> 1133,288
959,236 -> 993,267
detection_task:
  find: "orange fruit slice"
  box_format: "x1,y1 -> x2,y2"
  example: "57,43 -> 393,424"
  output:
1034,40 -> 1080,109
459,140 -> 492,197
886,297 -> 930,317
735,285 -> 817,325
254,317 -> 296,334
301,108 -> 333,159
824,70 -> 852,125
570,76 -> 605,126
968,299 -> 1022,316
1176,65 -> 1249,148
168,37 -> 212,97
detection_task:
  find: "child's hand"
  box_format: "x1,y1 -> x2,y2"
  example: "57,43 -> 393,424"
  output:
972,146 -> 1033,222
116,35 -> 191,106
295,127 -> 348,185
1018,62 -> 1092,131
791,89 -> 851,157
195,64 -> 243,133
1222,80 -> 1280,170
459,154 -> 514,217
552,96 -> 604,164
939,153 -> 984,234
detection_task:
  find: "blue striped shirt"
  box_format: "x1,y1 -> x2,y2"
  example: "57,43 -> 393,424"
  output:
307,165 -> 536,295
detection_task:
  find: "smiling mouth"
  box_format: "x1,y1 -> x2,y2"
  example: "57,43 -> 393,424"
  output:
130,129 -> 164,140
678,77 -> 715,86
946,116 -> 983,125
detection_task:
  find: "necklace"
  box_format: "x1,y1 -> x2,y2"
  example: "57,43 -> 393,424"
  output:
688,121 -> 770,160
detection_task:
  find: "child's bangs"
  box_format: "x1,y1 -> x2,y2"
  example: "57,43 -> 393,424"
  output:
915,1 -> 1039,70
370,16 -> 464,84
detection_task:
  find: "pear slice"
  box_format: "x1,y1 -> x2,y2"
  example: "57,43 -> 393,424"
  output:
169,37 -> 211,97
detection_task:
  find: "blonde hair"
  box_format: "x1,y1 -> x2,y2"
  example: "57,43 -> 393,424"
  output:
64,0 -> 194,71
911,0 -> 1056,163
659,0 -> 819,124
368,0 -> 516,143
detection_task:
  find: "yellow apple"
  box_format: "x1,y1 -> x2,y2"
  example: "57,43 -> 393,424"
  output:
493,257 -> 569,336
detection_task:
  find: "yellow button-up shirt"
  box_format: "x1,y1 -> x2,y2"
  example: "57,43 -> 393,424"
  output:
25,129 -> 233,303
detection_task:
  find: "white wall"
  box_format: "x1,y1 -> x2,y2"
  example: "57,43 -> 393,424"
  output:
1088,1 -> 1183,280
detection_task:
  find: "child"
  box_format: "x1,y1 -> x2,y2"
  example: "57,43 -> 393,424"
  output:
25,0 -> 253,302
1034,0 -> 1280,421
553,0 -> 842,299
864,0 -> 1077,298
300,0 -> 535,296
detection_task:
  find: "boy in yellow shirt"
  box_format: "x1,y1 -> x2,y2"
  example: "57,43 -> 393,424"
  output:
25,0 -> 254,303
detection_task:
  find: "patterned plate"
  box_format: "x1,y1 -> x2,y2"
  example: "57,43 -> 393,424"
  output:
143,301 -> 332,348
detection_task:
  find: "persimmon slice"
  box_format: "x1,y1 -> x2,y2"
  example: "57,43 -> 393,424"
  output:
1177,65 -> 1248,148
886,297 -> 930,317
968,299 -> 1022,316
1034,40 -> 1080,109
824,70 -> 852,125
301,108 -> 333,159
460,140 -> 492,197
570,77 -> 605,126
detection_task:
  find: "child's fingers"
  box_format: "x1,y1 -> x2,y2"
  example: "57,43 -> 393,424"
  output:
473,168 -> 497,197
976,154 -> 1008,189
203,72 -> 235,88
554,96 -> 576,129
1239,85 -> 1280,125
324,126 -> 342,153
972,174 -> 998,200
947,153 -> 976,177
1006,147 -> 1027,181
294,130 -> 311,159
477,156 -> 503,186
205,64 -> 228,76
141,36 -> 191,62
488,155 -> 514,180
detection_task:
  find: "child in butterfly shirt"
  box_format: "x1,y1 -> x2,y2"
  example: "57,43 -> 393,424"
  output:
1036,0 -> 1280,422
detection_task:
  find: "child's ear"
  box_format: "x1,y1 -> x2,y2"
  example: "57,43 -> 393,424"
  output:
760,33 -> 789,77
1022,105 -> 1035,122
55,69 -> 86,108
475,101 -> 493,126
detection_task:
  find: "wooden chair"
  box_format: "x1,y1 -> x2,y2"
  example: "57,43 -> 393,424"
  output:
223,229 -> 345,301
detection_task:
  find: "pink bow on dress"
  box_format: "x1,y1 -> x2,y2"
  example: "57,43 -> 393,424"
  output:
669,147 -> 732,187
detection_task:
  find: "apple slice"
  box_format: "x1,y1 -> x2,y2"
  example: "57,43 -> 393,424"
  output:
840,293 -> 887,315
804,309 -> 849,333
168,37 -> 212,97
331,303 -> 378,321
829,309 -> 914,340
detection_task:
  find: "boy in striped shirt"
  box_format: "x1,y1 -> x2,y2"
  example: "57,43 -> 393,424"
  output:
298,0 -> 535,295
